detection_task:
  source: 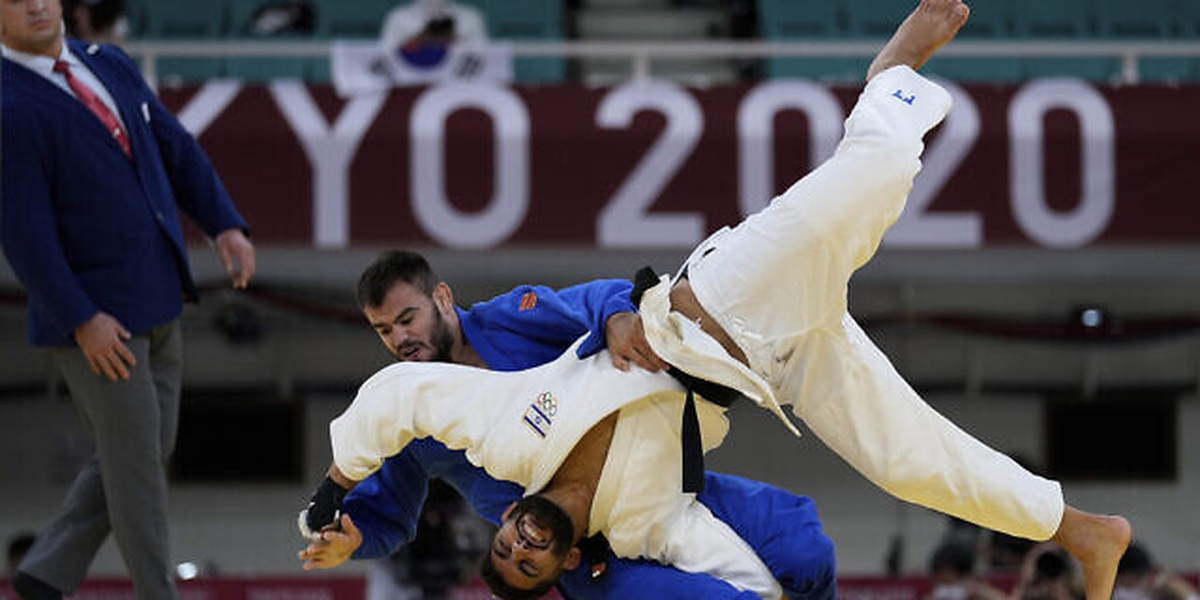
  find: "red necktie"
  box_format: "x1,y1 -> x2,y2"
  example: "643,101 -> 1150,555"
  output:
53,59 -> 132,158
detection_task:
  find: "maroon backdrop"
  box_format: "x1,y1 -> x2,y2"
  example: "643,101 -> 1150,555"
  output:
159,81 -> 1200,249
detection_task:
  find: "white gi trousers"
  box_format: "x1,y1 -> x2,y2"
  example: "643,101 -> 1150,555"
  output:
641,65 -> 1064,541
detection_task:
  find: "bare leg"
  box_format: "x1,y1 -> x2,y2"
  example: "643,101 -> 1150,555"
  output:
867,0 -> 970,80
1052,505 -> 1131,600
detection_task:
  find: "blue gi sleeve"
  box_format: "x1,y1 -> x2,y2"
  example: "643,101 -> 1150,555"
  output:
558,557 -> 760,600
462,279 -> 636,369
697,472 -> 837,600
343,438 -> 522,559
555,279 -> 637,359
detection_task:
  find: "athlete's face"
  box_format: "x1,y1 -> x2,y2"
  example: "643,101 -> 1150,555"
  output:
363,280 -> 456,363
0,0 -> 64,56
489,496 -> 578,592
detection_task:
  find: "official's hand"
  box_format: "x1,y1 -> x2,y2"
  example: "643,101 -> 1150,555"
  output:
604,311 -> 669,373
214,228 -> 255,289
298,513 -> 362,570
74,312 -> 136,381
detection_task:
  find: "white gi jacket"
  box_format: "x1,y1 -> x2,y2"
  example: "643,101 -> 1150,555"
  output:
331,340 -> 783,598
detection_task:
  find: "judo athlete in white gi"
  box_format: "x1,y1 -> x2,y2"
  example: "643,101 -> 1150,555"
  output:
309,2 -> 1131,598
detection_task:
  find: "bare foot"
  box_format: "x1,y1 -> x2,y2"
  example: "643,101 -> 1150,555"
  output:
1052,506 -> 1132,600
867,0 -> 970,80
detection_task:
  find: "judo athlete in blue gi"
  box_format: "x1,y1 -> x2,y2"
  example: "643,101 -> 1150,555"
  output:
297,252 -> 834,600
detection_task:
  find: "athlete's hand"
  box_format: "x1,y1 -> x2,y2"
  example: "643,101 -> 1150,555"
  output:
605,311 -> 669,373
298,513 -> 362,570
74,312 -> 136,381
299,475 -> 350,541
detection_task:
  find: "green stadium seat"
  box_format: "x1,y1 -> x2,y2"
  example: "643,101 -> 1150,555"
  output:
918,1 -> 1013,80
1021,57 -> 1121,82
845,0 -> 913,38
756,0 -> 850,81
141,0 -> 227,83
1011,0 -> 1094,37
954,1 -> 1010,38
764,57 -> 868,83
308,57 -> 332,83
459,0 -> 567,83
923,57 -> 1023,82
224,0 -> 309,81
757,0 -> 843,38
314,0 -> 394,39
142,0 -> 226,37
122,0 -> 151,37
1138,58 -> 1194,83
1009,0 -> 1112,81
1140,1 -> 1200,82
1094,0 -> 1170,37
1171,0 -> 1200,37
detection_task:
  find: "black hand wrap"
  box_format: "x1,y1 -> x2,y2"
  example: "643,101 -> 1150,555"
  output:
577,533 -> 612,579
305,476 -> 348,533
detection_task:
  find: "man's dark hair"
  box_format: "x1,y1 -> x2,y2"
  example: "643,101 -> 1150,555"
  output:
1117,541 -> 1153,577
479,554 -> 558,600
1032,547 -> 1072,582
929,540 -> 975,577
356,250 -> 439,308
7,532 -> 35,572
64,0 -> 125,37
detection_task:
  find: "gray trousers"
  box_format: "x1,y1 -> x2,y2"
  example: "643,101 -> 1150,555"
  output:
21,321 -> 182,600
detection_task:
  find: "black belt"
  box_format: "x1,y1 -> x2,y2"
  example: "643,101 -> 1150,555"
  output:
629,266 -> 742,494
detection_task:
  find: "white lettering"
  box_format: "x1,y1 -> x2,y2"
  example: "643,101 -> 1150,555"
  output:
410,83 -> 530,249
737,80 -> 843,217
176,81 -> 242,136
270,82 -> 387,248
596,80 -> 705,247
1009,79 -> 1115,248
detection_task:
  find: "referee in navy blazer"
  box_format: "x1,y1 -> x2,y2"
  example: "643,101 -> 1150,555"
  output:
1,1 -> 255,598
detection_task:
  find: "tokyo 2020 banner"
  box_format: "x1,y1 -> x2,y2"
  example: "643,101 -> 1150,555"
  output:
160,79 -> 1200,249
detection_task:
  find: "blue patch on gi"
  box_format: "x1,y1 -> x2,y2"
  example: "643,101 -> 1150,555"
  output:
892,89 -> 916,105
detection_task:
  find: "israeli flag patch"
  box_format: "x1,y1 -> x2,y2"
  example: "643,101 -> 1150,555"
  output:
522,391 -> 558,438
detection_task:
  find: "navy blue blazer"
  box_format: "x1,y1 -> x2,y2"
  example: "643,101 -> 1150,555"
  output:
1,39 -> 247,346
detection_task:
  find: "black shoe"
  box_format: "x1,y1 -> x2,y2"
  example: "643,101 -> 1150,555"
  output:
11,572 -> 63,600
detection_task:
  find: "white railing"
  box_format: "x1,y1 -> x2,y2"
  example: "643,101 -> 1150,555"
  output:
124,39 -> 1200,88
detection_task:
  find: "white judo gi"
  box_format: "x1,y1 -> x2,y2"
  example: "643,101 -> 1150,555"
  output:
639,65 -> 1064,541
330,64 -> 1065,597
331,340 -> 784,598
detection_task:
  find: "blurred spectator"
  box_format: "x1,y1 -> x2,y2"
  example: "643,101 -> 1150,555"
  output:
1011,543 -> 1084,600
1117,542 -> 1158,600
244,0 -> 315,36
62,0 -> 126,44
366,479 -> 495,599
1115,542 -> 1200,600
366,549 -> 420,600
6,532 -> 36,575
940,515 -> 1036,576
924,540 -> 1008,600
380,0 -> 488,54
